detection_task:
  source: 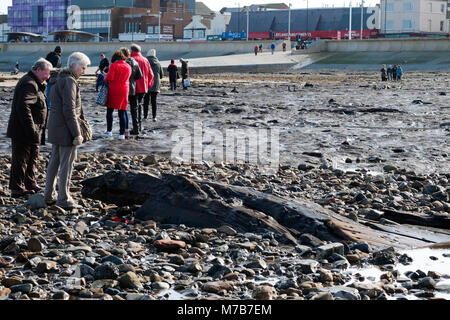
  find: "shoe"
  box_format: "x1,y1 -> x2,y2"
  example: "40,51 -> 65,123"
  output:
124,129 -> 130,137
118,135 -> 125,140
130,129 -> 139,135
45,199 -> 57,206
27,185 -> 42,193
143,117 -> 148,121
10,190 -> 31,198
56,201 -> 81,210
102,131 -> 112,137
152,117 -> 157,122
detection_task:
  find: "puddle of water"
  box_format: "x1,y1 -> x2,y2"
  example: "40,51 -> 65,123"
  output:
346,248 -> 450,300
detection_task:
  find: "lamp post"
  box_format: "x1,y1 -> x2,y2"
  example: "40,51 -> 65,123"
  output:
131,0 -> 134,42
360,0 -> 364,40
288,3 -> 291,40
306,0 -> 308,37
246,6 -> 249,41
349,0 -> 352,40
158,11 -> 161,42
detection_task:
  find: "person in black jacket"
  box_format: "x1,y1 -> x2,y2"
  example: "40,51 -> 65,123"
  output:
120,47 -> 143,136
45,46 -> 62,68
167,58 -> 178,91
7,58 -> 52,198
95,53 -> 109,92
180,58 -> 189,90
45,46 -> 62,112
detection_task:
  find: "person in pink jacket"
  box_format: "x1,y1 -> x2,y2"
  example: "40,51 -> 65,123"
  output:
130,43 -> 154,134
102,50 -> 131,140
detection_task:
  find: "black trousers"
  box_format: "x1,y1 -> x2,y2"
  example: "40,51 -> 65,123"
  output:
130,93 -> 145,132
143,91 -> 158,119
10,139 -> 40,192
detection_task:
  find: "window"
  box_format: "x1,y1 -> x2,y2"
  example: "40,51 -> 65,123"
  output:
440,21 -> 444,31
386,20 -> 394,30
147,26 -> 153,33
402,19 -> 413,29
386,2 -> 394,12
403,2 -> 413,12
441,4 -> 445,13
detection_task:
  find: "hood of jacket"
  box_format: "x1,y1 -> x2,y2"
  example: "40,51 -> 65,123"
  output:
147,55 -> 159,65
49,68 -> 77,85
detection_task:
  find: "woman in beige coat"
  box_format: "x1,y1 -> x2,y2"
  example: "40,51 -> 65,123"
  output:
44,52 -> 90,210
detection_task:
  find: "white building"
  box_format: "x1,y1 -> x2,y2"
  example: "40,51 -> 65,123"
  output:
183,15 -> 207,40
0,15 -> 11,42
380,0 -> 449,34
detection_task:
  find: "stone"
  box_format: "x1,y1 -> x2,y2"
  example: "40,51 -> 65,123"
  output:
151,281 -> 170,290
118,272 -> 143,290
0,257 -> 10,268
311,292 -> 334,300
94,262 -> 120,280
321,286 -> 361,300
217,225 -> 237,236
317,243 -> 345,258
418,277 -> 436,289
91,279 -> 119,289
25,194 -> 47,210
27,237 -> 43,252
370,247 -> 398,265
350,241 -> 372,253
52,291 -> 70,300
298,260 -> 319,274
202,281 -> 234,294
0,287 -> 11,296
254,285 -> 277,300
101,255 -> 124,265
2,276 -> 22,287
36,260 -> 58,274
10,283 -> 32,294
153,239 -> 186,252
74,221 -> 89,235
245,258 -> 267,269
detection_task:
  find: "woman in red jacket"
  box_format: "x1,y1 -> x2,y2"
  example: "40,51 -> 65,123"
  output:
102,50 -> 132,140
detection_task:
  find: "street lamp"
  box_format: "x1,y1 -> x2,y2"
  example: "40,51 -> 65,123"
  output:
360,0 -> 364,40
288,3 -> 291,40
349,0 -> 352,40
246,6 -> 249,41
158,11 -> 161,42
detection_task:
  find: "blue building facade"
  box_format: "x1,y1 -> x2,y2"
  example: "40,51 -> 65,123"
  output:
8,0 -> 71,34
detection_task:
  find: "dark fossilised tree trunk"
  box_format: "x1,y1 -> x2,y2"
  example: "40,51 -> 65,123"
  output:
81,171 -> 450,249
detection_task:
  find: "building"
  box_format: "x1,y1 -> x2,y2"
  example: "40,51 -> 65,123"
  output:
380,0 -> 449,34
227,6 -> 381,40
0,14 -> 11,42
220,3 -> 288,14
8,0 -> 70,35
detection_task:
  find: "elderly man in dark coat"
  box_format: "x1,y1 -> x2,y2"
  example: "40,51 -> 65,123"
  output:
7,58 -> 52,198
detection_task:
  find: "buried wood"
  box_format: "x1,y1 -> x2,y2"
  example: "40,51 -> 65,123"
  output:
81,171 -> 450,249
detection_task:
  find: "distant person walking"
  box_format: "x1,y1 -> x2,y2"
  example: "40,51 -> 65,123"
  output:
45,46 -> 62,112
167,58 -> 179,91
95,53 -> 109,92
7,58 -> 52,198
380,64 -> 387,82
392,65 -> 398,81
282,42 -> 287,52
130,43 -> 154,132
180,58 -> 189,90
144,49 -> 163,122
102,50 -> 132,140
254,45 -> 259,56
396,65 -> 403,80
121,47 -> 142,137
44,52 -> 91,210
387,65 -> 393,81
271,43 -> 275,54
259,44 -> 263,52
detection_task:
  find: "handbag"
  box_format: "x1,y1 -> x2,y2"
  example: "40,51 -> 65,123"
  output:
183,78 -> 191,87
78,108 -> 92,143
96,83 -> 108,106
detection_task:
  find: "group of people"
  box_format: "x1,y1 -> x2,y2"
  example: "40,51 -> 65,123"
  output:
6,44 -> 191,209
380,64 -> 404,81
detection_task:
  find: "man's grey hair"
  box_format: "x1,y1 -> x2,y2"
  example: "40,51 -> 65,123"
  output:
32,58 -> 53,71
130,43 -> 141,52
67,52 -> 91,69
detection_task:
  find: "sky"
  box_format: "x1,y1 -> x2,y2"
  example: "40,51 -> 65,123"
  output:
0,0 -> 381,14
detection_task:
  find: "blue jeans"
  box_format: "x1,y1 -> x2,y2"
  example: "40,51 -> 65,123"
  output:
106,108 -> 127,135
